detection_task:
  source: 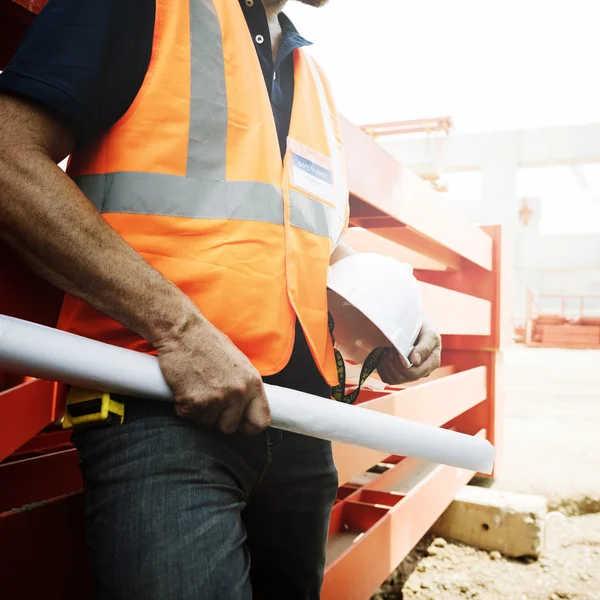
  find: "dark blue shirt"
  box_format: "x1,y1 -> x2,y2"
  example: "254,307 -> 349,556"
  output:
0,0 -> 329,397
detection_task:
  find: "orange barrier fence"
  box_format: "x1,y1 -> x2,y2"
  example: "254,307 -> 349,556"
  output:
320,120 -> 509,600
0,3 -> 509,599
524,290 -> 600,349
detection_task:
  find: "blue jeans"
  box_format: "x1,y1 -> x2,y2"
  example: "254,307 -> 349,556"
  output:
72,398 -> 338,600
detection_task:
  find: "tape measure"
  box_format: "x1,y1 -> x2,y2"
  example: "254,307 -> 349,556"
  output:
328,313 -> 389,404
62,387 -> 125,430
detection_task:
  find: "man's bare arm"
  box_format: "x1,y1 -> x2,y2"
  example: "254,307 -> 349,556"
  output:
0,94 -> 270,434
0,94 -> 196,343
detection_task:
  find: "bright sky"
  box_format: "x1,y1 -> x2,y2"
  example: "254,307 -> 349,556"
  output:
446,167 -> 600,234
287,0 -> 600,234
286,0 -> 600,132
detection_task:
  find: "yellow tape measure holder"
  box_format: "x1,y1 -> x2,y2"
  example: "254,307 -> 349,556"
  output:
63,387 -> 125,430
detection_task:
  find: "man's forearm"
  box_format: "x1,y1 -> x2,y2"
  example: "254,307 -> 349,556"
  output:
0,146 -> 199,346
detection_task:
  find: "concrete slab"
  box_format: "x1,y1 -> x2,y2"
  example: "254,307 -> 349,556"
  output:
432,486 -> 547,558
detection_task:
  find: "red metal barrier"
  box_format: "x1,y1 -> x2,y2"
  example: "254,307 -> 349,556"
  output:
0,3 -> 507,598
524,290 -> 600,349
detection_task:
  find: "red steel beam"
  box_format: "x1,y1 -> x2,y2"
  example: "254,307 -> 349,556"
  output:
11,0 -> 46,12
342,117 -> 493,271
0,492 -> 94,600
361,116 -> 454,138
0,379 -> 58,462
11,429 -> 72,457
418,225 -> 511,351
333,367 -> 487,486
323,432 -> 485,600
442,350 -> 503,476
0,448 -> 82,514
0,1 -> 37,69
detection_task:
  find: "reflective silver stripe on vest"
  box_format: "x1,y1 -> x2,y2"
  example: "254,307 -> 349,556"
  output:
75,173 -> 333,239
187,0 -> 228,181
75,173 -> 283,224
305,55 -> 348,248
289,191 -> 331,241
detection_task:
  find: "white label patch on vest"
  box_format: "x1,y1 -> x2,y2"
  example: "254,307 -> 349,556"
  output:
288,138 -> 334,205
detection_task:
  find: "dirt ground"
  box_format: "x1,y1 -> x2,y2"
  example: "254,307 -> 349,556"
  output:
372,347 -> 600,600
491,347 -> 600,512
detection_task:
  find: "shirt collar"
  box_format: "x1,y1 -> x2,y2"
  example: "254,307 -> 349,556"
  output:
279,12 -> 312,48
276,12 -> 312,67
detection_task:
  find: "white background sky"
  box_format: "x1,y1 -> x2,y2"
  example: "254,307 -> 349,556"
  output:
286,0 -> 600,233
286,0 -> 600,132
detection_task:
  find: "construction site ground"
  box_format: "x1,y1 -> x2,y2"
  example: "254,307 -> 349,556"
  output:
372,347 -> 600,600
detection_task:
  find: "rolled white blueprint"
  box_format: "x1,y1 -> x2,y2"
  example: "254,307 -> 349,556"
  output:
0,315 -> 494,474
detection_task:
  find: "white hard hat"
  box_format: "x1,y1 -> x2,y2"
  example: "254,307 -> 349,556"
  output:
327,253 -> 423,367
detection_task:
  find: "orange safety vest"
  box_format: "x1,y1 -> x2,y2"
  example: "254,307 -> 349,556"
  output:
58,0 -> 349,385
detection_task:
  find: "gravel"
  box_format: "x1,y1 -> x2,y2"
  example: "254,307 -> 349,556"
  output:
371,513 -> 600,600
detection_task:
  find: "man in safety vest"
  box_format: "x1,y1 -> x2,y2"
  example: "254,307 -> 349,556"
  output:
0,1 -> 441,598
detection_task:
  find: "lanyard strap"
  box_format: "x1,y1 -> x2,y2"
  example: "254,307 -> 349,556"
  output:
328,313 -> 389,404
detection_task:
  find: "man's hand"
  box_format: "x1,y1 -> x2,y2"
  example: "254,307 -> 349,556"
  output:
377,319 -> 441,385
156,314 -> 271,436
